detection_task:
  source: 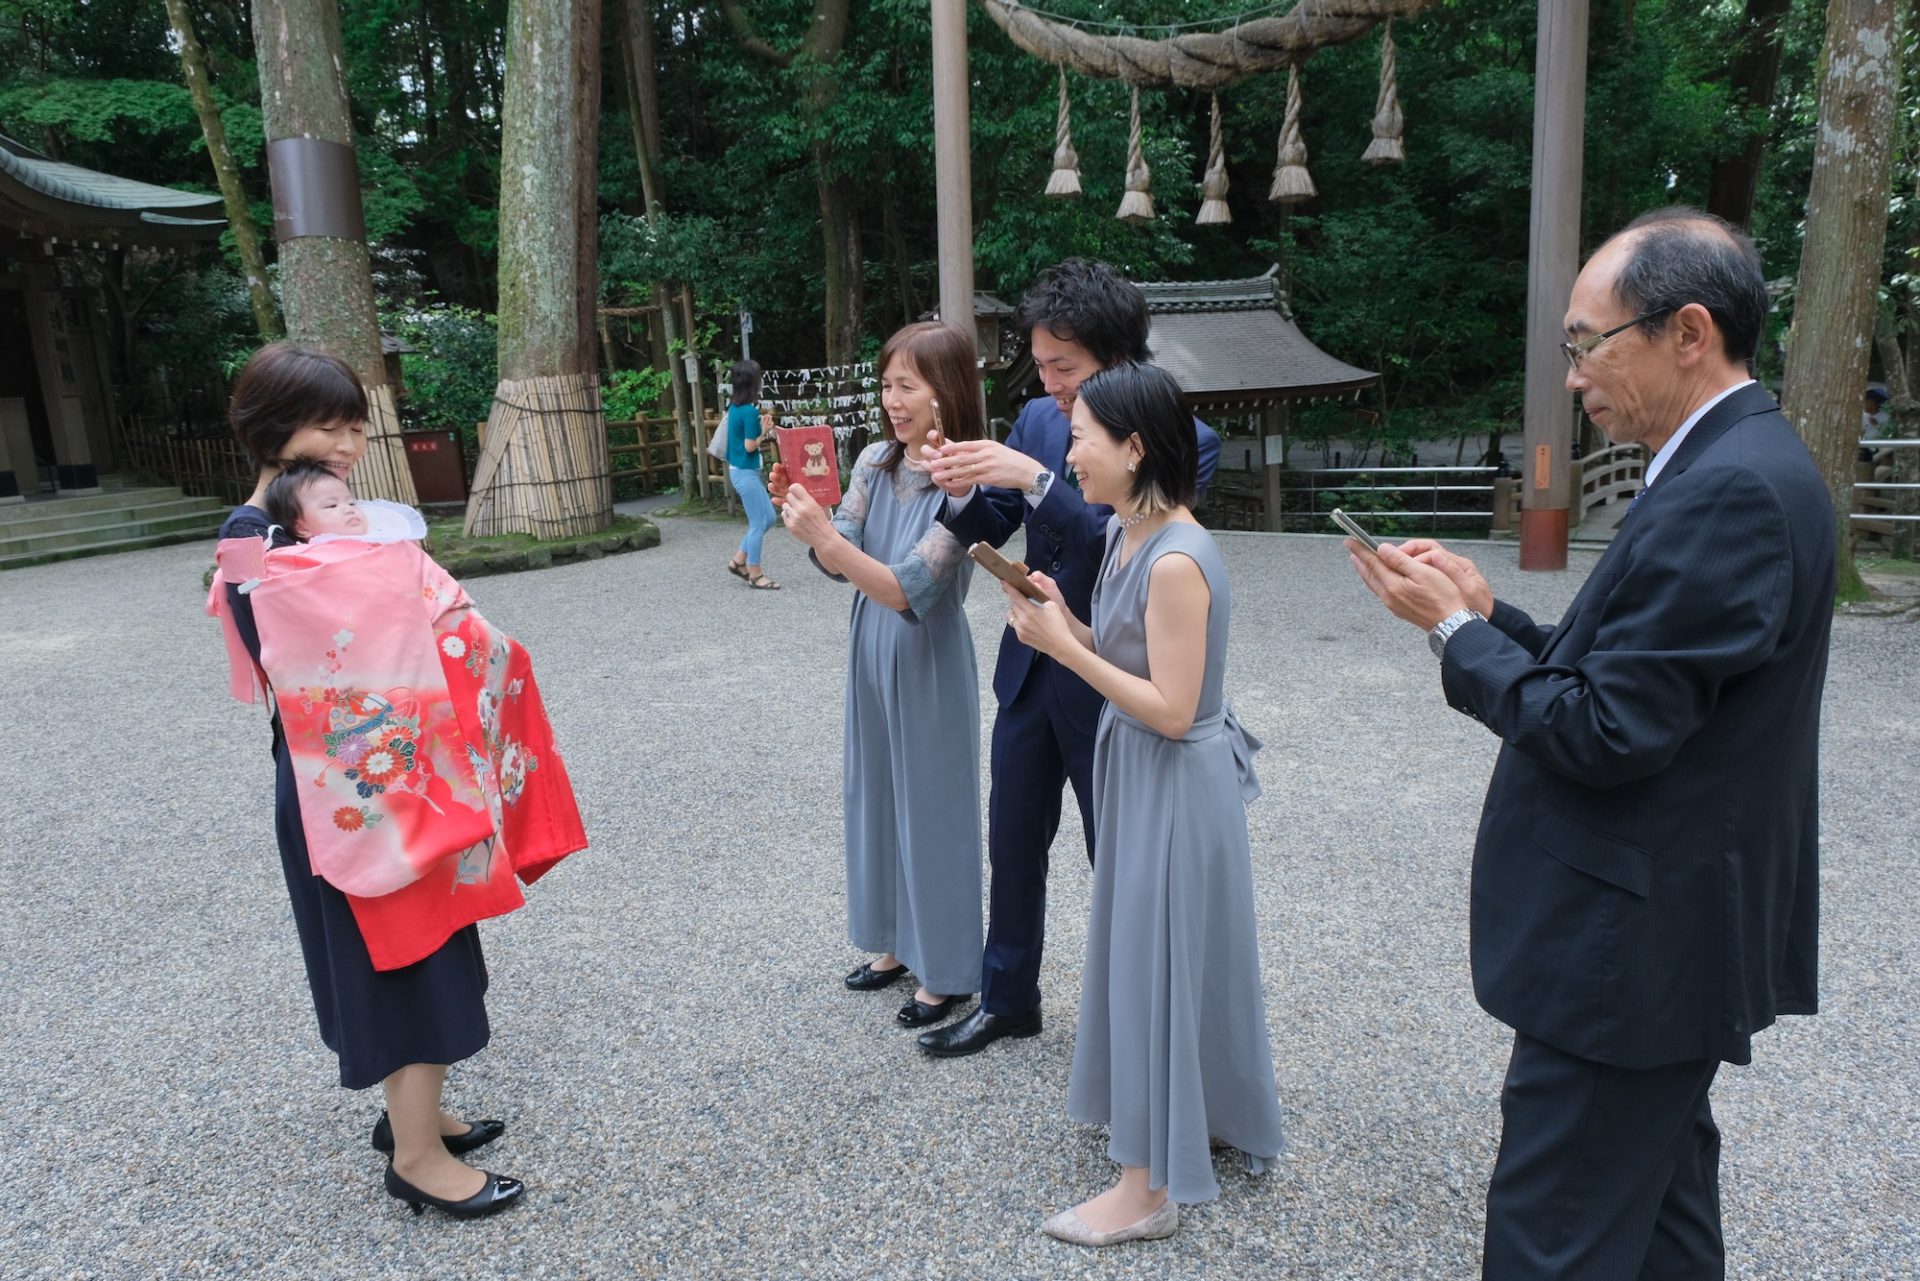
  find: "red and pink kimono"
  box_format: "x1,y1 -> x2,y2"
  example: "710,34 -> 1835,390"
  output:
209,533 -> 586,971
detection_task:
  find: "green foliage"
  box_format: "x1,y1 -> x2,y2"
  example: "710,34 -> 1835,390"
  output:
140,259 -> 258,381
392,305 -> 497,450
602,367 -> 673,423
0,0 -> 1873,472
0,75 -> 195,144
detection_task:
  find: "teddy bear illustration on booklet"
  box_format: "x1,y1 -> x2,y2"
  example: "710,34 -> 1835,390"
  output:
773,425 -> 842,507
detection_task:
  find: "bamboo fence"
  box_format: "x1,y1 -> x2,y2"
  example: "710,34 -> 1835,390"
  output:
465,372 -> 611,538
112,415 -> 254,506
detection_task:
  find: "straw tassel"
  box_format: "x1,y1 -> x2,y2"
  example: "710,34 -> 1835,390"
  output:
1116,85 -> 1155,223
1045,67 -> 1082,196
1361,20 -> 1405,166
1196,94 -> 1231,224
1269,66 -> 1315,203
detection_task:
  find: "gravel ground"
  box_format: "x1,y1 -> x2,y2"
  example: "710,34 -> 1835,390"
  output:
1,510 -> 1915,1280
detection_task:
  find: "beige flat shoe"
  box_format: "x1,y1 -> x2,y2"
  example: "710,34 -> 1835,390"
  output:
1040,1199 -> 1178,1247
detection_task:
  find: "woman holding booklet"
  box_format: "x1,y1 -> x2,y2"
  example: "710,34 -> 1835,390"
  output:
778,320 -> 987,1030
1003,361 -> 1284,1248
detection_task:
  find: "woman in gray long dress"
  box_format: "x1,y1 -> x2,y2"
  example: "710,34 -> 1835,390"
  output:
1005,362 -> 1284,1247
779,321 -> 986,1029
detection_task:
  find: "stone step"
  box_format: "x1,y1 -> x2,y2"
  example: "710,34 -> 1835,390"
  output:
0,509 -> 225,559
0,495 -> 225,538
0,527 -> 220,571
0,486 -> 188,522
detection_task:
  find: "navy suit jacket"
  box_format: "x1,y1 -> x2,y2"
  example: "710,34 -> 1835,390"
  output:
1441,382 -> 1833,1069
942,395 -> 1222,715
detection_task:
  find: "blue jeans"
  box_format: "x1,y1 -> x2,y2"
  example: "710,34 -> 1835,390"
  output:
729,465 -> 777,565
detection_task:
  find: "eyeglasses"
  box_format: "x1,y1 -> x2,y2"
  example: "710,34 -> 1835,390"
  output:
1560,308 -> 1673,370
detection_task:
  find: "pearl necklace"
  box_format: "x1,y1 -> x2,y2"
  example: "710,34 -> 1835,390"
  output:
1117,511 -> 1151,530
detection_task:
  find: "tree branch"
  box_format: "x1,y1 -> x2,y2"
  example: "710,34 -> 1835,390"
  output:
717,0 -> 795,67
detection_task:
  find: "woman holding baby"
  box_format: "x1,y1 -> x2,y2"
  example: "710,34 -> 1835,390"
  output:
215,343 -> 557,1220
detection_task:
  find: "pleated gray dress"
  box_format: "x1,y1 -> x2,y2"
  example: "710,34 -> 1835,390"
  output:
1067,519 -> 1285,1203
813,442 -> 983,996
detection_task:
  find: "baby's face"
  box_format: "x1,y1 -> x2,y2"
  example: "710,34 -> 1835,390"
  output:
295,476 -> 369,538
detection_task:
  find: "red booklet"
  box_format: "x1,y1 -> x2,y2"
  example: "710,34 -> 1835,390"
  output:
777,425 -> 843,506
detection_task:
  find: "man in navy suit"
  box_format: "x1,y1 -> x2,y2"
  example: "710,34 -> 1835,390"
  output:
1348,208 -> 1833,1278
916,259 -> 1220,1057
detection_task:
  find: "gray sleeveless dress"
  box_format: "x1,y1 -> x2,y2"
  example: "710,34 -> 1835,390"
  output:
1067,519 -> 1285,1203
813,442 -> 983,996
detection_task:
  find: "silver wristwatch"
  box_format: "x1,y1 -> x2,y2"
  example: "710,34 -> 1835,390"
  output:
1428,608 -> 1485,660
1026,469 -> 1053,498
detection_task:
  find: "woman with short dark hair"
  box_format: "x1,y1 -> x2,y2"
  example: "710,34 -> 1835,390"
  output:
778,321 -> 987,1029
216,342 -> 523,1219
1004,361 -> 1283,1247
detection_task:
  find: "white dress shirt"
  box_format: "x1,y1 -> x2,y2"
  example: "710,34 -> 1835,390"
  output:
1644,379 -> 1754,488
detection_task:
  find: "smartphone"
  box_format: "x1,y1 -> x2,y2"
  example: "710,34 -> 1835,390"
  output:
968,541 -> 1049,602
1330,507 -> 1381,553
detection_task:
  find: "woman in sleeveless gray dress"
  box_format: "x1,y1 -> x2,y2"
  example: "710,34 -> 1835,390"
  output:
1004,363 -> 1284,1247
780,322 -> 986,1029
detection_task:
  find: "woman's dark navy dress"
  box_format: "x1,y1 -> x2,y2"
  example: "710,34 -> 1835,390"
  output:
221,506 -> 490,1089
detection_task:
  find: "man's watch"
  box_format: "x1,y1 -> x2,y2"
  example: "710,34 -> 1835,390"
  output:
1428,608 -> 1485,661
1026,469 -> 1053,498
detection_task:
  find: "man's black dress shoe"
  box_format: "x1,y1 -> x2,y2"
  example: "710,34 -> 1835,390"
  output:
896,993 -> 971,1027
371,1111 -> 506,1156
917,1006 -> 1043,1056
383,1161 -> 525,1219
845,961 -> 912,991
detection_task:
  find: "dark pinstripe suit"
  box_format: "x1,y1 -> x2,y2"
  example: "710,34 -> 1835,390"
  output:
1439,383 -> 1834,1279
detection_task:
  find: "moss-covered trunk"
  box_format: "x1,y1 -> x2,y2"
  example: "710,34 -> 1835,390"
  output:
252,0 -> 415,502
166,0 -> 280,342
465,0 -> 609,538
1780,0 -> 1900,602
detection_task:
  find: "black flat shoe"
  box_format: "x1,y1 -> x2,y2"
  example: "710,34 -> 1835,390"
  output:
371,1111 -> 506,1156
384,1162 -> 525,1219
845,961 -> 912,991
896,993 -> 972,1027
917,1005 -> 1043,1057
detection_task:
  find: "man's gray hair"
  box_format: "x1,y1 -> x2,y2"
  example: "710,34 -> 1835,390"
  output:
1608,207 -> 1769,365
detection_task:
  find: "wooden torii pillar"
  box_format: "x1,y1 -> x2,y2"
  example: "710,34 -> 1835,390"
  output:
1519,0 -> 1588,570
932,0 -> 979,372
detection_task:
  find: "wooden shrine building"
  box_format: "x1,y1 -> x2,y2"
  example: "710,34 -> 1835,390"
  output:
0,133 -> 224,501
1007,268 -> 1375,531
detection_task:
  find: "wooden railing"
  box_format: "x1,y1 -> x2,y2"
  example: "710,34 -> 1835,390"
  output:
1574,443 -> 1646,523
1854,438 -> 1920,550
605,414 -> 692,493
112,416 -> 253,506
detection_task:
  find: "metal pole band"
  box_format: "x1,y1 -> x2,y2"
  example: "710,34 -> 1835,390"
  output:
267,137 -> 368,242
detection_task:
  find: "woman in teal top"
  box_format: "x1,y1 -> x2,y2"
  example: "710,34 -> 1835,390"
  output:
724,359 -> 780,589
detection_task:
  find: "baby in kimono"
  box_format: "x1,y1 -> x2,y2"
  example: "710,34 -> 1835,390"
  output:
261,459 -> 374,542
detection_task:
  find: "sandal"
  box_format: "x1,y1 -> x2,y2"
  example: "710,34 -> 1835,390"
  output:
746,572 -> 781,590
727,560 -> 750,581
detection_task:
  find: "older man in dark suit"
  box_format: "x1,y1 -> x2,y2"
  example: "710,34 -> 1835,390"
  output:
1348,208 -> 1834,1279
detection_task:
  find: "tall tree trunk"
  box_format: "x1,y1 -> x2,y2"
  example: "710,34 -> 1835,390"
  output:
1705,0 -> 1792,228
1781,0 -> 1900,601
615,0 -> 699,496
1875,307 -> 1918,558
252,0 -> 415,501
166,0 -> 280,341
615,0 -> 665,210
721,0 -> 859,364
882,185 -> 919,328
464,0 -> 609,538
819,173 -> 864,364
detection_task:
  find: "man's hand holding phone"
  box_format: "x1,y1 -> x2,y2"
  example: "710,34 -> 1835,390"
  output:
1397,538 -> 1494,616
